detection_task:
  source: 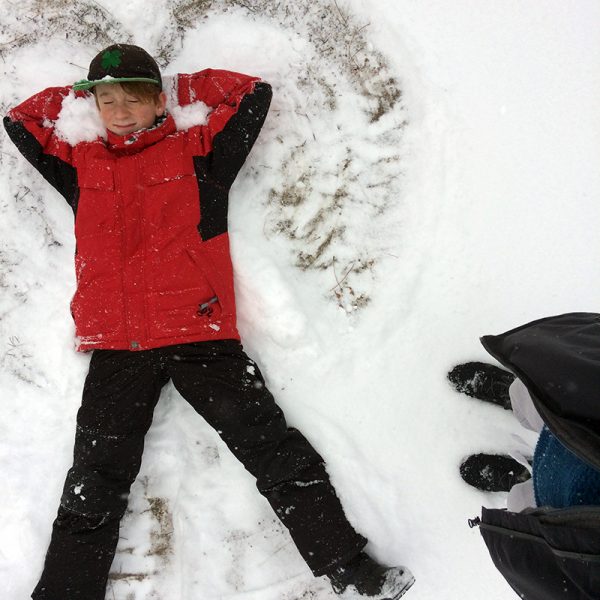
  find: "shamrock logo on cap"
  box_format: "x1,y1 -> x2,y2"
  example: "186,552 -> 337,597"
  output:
101,49 -> 122,70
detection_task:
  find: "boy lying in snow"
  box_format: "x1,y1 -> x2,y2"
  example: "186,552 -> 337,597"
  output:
4,43 -> 414,600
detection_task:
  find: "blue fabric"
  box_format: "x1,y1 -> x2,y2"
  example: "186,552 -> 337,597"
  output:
533,426 -> 600,508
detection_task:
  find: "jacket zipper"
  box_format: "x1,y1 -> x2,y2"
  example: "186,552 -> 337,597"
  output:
197,295 -> 219,317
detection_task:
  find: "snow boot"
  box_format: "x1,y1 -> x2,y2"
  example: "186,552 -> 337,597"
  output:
327,551 -> 415,599
448,362 -> 515,409
460,453 -> 531,492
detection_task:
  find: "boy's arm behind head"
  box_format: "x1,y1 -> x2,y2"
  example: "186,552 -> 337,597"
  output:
208,81 -> 272,188
4,86 -> 78,210
177,69 -> 272,188
177,68 -> 261,110
7,86 -> 72,124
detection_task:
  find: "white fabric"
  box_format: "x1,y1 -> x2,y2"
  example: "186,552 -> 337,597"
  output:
506,478 -> 536,511
506,378 -> 543,511
508,378 -> 545,433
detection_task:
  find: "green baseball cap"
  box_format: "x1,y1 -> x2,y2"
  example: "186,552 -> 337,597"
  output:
73,43 -> 162,91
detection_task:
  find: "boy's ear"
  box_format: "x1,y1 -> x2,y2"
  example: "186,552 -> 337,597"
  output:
156,91 -> 167,115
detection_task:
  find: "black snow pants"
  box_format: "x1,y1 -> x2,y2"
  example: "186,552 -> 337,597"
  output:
32,340 -> 366,600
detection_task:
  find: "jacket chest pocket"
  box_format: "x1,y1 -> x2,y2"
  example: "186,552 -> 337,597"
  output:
75,162 -> 117,238
143,157 -> 200,228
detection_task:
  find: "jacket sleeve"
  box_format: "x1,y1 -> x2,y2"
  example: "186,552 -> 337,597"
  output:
179,69 -> 272,188
3,86 -> 79,210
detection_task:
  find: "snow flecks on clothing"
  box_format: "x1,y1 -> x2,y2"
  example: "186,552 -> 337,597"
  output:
293,480 -> 324,488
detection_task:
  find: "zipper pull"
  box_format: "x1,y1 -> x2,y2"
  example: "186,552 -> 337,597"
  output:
468,516 -> 481,529
197,295 -> 219,317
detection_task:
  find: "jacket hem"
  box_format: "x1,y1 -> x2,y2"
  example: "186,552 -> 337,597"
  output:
75,326 -> 240,352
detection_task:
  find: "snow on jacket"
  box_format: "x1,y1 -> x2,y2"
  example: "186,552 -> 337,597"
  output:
4,70 -> 272,351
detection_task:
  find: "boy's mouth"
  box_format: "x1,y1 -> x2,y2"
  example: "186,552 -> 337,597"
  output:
112,123 -> 137,131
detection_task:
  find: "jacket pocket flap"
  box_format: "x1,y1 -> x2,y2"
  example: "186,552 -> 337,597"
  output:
143,158 -> 196,186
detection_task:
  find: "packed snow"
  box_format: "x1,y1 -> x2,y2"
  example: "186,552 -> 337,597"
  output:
1,1 -> 599,599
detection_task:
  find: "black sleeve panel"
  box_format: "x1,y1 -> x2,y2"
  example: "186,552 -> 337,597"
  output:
193,82 -> 272,241
193,154 -> 229,241
209,82 -> 273,188
3,117 -> 79,214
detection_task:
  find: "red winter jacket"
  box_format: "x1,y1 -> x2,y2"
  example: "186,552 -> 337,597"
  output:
4,70 -> 272,351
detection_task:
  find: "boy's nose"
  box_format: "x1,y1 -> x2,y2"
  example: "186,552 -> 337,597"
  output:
114,104 -> 130,117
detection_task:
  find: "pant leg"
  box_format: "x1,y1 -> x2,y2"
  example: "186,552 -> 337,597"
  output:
168,340 -> 366,576
32,349 -> 168,600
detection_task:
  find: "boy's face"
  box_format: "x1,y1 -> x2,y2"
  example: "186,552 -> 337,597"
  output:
95,83 -> 167,136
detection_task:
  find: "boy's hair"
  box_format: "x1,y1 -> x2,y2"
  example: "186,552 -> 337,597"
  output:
93,81 -> 162,105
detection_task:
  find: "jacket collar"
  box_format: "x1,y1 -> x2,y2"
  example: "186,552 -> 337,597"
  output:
105,113 -> 176,153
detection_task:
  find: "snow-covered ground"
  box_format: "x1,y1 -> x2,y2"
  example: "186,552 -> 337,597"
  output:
1,1 -> 599,598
